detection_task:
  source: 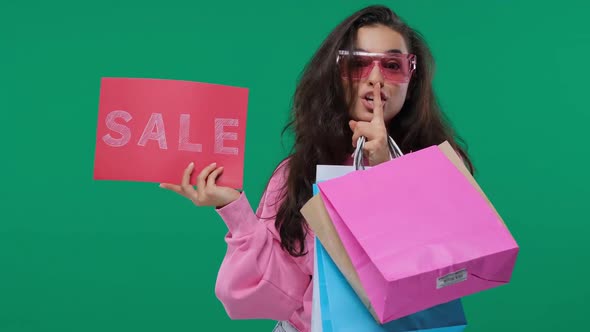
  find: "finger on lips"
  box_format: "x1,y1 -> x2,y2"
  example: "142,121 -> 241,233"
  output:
371,83 -> 384,122
374,83 -> 381,102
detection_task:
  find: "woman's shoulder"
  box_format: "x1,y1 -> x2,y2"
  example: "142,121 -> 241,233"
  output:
267,157 -> 291,185
255,157 -> 291,204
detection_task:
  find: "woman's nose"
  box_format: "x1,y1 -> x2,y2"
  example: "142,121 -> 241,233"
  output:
367,61 -> 384,86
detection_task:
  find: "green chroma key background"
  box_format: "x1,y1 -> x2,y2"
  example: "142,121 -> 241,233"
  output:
1,0 -> 588,331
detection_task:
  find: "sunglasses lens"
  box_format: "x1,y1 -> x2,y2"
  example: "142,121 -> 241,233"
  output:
380,56 -> 411,83
339,55 -> 372,79
339,52 -> 414,83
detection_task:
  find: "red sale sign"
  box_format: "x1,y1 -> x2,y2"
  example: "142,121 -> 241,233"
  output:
93,77 -> 248,189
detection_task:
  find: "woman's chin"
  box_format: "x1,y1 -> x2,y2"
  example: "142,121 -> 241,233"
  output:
350,109 -> 374,122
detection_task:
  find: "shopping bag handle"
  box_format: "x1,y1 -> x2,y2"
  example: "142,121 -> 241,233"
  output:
353,135 -> 404,170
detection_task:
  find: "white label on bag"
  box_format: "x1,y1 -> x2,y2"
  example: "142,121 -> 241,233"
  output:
437,269 -> 468,289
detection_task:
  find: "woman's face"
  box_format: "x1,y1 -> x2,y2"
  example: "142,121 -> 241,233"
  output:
344,25 -> 411,124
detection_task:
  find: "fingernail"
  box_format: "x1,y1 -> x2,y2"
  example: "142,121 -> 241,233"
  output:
211,162 -> 217,167
188,162 -> 194,167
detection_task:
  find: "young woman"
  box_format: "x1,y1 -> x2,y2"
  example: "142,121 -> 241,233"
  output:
160,5 -> 473,332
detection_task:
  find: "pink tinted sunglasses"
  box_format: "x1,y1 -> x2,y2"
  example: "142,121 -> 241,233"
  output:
337,50 -> 417,84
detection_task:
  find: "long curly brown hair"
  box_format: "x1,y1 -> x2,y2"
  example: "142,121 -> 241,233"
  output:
267,5 -> 474,257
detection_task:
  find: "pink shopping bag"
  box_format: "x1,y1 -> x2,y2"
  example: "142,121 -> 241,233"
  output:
314,142 -> 519,324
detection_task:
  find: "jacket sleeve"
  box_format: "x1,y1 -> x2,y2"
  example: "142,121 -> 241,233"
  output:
213,162 -> 310,320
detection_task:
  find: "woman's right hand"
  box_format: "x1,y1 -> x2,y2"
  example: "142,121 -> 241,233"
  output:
160,162 -> 241,208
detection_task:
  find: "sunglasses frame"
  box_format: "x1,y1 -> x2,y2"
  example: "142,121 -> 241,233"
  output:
336,50 -> 417,83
